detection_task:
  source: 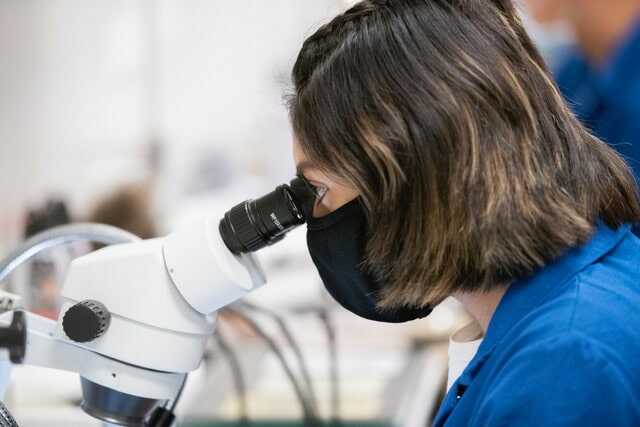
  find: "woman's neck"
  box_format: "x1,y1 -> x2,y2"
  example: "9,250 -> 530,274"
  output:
455,287 -> 508,334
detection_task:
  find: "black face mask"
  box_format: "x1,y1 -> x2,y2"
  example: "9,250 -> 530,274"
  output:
306,198 -> 432,323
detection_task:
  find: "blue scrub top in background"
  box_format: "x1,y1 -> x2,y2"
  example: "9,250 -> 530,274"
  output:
433,223 -> 640,426
555,17 -> 640,180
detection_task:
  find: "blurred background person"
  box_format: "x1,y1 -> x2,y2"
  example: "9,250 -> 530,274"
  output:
88,182 -> 157,240
523,0 -> 640,180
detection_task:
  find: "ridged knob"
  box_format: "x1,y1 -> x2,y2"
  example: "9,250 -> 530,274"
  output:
63,300 -> 111,343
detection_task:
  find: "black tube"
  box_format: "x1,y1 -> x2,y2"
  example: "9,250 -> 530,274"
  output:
146,406 -> 176,427
317,309 -> 342,426
219,177 -> 315,254
239,302 -> 318,413
223,308 -> 319,426
214,328 -> 250,426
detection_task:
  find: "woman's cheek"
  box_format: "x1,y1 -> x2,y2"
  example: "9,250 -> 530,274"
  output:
313,199 -> 333,218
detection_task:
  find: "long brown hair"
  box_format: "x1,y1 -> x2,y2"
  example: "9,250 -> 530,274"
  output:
288,0 -> 640,307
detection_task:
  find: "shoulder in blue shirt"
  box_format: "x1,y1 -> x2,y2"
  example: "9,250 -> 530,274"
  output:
434,223 -> 640,427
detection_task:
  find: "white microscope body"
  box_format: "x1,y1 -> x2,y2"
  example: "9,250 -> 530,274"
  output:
0,215 -> 266,424
0,176 -> 311,425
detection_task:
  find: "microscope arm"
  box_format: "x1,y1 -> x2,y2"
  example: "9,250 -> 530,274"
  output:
0,311 -> 183,400
0,215 -> 268,426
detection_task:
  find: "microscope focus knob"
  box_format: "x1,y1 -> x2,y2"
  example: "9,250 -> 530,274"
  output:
62,300 -> 111,343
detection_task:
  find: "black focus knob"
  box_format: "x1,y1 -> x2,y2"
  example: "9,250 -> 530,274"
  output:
0,311 -> 27,364
62,300 -> 111,343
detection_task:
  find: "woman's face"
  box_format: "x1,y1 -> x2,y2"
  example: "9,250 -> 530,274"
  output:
292,138 -> 359,218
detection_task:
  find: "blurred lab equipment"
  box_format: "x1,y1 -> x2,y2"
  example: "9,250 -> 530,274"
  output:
14,200 -> 75,320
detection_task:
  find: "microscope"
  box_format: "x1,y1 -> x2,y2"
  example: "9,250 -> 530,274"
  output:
0,177 -> 316,426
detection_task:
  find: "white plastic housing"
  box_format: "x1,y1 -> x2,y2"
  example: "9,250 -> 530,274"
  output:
5,214 -> 267,402
0,312 -> 183,400
55,239 -> 215,373
163,216 -> 266,314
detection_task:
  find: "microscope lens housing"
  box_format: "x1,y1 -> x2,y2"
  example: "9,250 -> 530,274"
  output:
219,177 -> 315,254
80,378 -> 159,426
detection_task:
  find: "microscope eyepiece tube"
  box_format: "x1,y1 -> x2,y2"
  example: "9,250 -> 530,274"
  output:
219,177 -> 315,254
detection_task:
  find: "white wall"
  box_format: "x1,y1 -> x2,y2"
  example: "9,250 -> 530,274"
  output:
153,0 -> 341,216
0,0 -> 343,246
0,0 -> 154,245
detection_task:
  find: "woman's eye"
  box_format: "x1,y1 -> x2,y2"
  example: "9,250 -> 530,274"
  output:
312,185 -> 328,202
298,174 -> 328,202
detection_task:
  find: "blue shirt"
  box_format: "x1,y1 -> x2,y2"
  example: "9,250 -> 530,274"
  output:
433,223 -> 640,426
555,18 -> 640,180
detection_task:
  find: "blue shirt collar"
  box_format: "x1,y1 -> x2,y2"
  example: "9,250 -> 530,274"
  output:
434,223 -> 632,426
476,222 -> 631,360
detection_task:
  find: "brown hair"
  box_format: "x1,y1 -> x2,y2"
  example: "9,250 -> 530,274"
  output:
288,0 -> 640,308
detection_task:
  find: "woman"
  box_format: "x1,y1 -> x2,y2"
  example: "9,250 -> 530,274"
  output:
287,0 -> 640,426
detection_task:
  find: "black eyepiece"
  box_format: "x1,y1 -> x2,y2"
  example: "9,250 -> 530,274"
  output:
219,177 -> 315,254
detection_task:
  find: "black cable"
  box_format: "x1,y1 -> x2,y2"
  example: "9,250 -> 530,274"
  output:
145,364 -> 187,425
290,303 -> 342,425
0,401 -> 18,427
317,308 -> 341,426
168,374 -> 188,412
223,308 -> 319,426
238,301 -> 318,413
213,326 -> 250,425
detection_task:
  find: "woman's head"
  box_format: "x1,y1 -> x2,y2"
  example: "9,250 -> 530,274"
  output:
288,0 -> 640,308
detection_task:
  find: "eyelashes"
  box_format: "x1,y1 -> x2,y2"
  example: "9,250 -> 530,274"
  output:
313,185 -> 328,203
308,180 -> 328,200
298,174 -> 328,203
